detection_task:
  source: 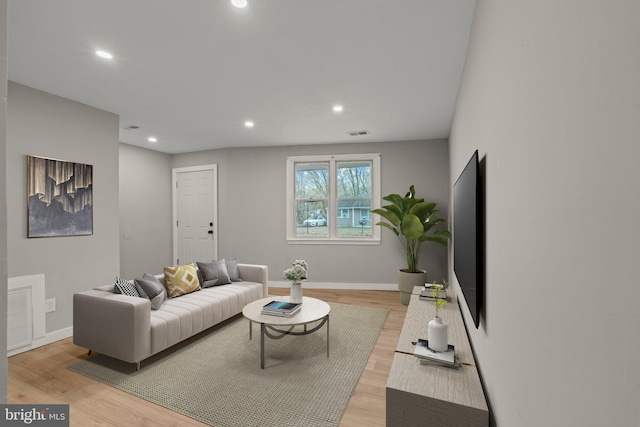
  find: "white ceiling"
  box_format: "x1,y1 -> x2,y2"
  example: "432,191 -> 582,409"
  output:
8,0 -> 476,154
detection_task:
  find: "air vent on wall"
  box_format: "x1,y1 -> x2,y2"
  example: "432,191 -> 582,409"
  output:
121,124 -> 140,130
347,130 -> 369,136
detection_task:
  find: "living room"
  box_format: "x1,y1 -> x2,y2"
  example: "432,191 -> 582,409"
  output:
1,1 -> 640,427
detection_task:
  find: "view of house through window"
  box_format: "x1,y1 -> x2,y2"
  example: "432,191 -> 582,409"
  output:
288,154 -> 379,242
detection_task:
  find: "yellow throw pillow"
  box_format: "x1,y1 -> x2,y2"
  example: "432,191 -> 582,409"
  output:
163,263 -> 200,298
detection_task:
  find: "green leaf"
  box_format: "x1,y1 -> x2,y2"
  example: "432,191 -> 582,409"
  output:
401,214 -> 424,241
402,197 -> 421,214
382,203 -> 403,220
371,208 -> 400,227
432,230 -> 452,239
382,194 -> 404,209
409,202 -> 437,221
375,221 -> 399,236
424,208 -> 440,222
423,235 -> 450,246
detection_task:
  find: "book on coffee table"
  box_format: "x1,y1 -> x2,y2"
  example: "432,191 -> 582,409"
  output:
260,301 -> 302,317
261,306 -> 301,317
261,301 -> 301,312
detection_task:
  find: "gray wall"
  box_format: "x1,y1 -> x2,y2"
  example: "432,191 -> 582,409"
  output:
0,0 -> 7,403
450,1 -> 640,426
6,82 -> 120,334
172,139 -> 450,285
119,143 -> 172,278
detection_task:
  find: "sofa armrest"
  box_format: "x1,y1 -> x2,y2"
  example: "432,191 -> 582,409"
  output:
238,263 -> 268,297
73,290 -> 151,364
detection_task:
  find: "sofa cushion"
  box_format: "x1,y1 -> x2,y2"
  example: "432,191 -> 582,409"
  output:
135,273 -> 167,310
164,263 -> 201,298
226,258 -> 243,282
149,281 -> 264,355
197,260 -> 231,287
113,278 -> 141,297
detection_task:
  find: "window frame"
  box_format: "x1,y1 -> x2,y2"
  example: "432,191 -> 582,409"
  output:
286,153 -> 381,245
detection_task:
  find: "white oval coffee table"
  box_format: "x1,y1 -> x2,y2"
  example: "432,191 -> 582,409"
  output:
242,296 -> 330,369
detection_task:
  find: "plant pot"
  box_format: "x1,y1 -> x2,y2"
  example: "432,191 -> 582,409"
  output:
397,269 -> 427,305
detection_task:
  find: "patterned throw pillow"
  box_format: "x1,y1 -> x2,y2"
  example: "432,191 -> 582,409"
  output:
113,277 -> 141,297
164,263 -> 201,298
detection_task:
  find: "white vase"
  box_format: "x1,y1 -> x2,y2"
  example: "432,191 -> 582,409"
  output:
428,316 -> 448,352
290,282 -> 303,304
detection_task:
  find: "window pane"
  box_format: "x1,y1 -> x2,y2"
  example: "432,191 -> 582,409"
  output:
337,161 -> 371,199
296,200 -> 329,237
296,162 -> 329,199
336,200 -> 372,238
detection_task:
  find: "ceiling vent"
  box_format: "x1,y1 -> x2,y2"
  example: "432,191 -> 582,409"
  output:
347,130 -> 369,136
121,124 -> 140,130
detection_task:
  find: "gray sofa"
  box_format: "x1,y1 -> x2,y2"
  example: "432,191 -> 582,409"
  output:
73,263 -> 268,369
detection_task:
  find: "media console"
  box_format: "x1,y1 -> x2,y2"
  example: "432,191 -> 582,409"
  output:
386,286 -> 488,427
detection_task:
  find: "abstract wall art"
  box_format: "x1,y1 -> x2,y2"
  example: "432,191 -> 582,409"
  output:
27,155 -> 93,237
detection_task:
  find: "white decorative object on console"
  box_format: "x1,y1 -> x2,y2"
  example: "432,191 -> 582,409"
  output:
428,316 -> 448,352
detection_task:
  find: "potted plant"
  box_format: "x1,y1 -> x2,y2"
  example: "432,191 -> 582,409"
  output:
371,185 -> 451,305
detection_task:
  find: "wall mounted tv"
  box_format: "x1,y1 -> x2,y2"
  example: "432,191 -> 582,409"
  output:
453,150 -> 483,328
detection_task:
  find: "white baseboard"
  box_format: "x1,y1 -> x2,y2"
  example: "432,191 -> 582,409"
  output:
7,326 -> 73,357
269,280 -> 397,291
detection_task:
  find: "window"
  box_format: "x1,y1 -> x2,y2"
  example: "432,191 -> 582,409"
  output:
286,153 -> 381,244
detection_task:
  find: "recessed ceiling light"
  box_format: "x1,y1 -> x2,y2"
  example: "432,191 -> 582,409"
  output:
244,121 -> 254,128
231,0 -> 248,8
148,137 -> 157,143
95,50 -> 113,59
333,105 -> 344,113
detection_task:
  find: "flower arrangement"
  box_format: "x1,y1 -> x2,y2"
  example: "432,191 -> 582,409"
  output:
431,279 -> 448,317
283,259 -> 308,283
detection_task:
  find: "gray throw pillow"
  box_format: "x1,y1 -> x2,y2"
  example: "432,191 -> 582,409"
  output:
226,258 -> 242,282
196,261 -> 218,287
134,273 -> 167,310
197,259 -> 231,287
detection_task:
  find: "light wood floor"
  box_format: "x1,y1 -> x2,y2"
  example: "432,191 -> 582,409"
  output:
8,289 -> 407,427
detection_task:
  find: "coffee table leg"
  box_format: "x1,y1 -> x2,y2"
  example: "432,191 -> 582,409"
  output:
326,314 -> 330,358
249,320 -> 252,340
260,322 -> 265,369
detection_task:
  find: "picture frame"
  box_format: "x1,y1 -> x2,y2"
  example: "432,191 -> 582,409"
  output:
27,155 -> 93,238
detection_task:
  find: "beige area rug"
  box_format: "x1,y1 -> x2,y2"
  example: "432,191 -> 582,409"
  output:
68,302 -> 389,427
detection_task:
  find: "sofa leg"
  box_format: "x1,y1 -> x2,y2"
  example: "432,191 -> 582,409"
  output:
136,362 -> 140,371
88,350 -> 92,356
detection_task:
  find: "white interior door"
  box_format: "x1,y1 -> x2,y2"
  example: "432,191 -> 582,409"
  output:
173,165 -> 218,265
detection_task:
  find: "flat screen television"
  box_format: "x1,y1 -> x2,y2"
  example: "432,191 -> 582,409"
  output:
453,150 -> 483,328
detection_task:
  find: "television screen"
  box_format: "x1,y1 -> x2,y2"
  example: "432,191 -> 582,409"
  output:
453,150 -> 482,328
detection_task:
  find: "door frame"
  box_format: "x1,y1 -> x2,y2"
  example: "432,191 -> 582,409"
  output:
172,164 -> 218,265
